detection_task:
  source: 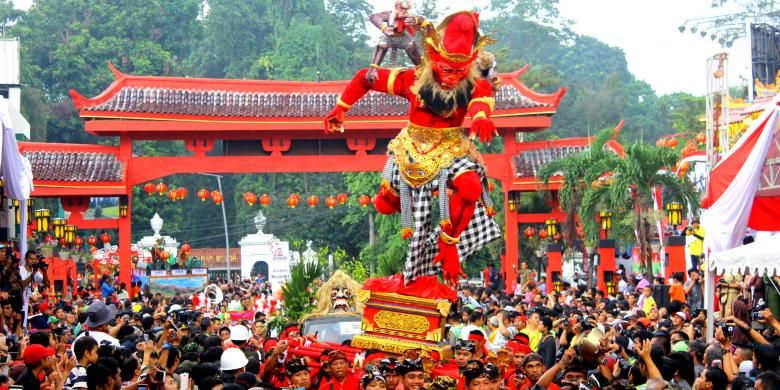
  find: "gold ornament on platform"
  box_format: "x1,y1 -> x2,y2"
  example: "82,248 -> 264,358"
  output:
374,311 -> 430,334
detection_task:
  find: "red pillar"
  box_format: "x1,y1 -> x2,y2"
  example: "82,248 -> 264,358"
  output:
118,135 -> 133,288
546,243 -> 563,294
665,235 -> 686,278
504,193 -> 519,294
597,239 -> 616,296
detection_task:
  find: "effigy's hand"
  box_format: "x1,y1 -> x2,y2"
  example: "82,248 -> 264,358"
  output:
366,67 -> 379,84
324,106 -> 346,134
469,117 -> 497,144
433,239 -> 465,286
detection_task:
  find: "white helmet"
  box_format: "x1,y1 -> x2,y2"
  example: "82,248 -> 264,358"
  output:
229,325 -> 250,341
220,347 -> 248,371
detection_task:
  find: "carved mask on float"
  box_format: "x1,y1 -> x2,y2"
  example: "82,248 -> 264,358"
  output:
331,286 -> 352,312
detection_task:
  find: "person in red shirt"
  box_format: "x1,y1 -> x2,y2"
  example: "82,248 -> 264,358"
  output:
360,369 -> 387,390
503,339 -> 533,386
467,331 -> 490,361
462,360 -> 490,389
516,354 -> 551,390
453,340 -> 476,371
285,358 -> 312,390
397,359 -> 426,390
379,358 -> 402,390
484,363 -> 500,390
319,351 -> 359,390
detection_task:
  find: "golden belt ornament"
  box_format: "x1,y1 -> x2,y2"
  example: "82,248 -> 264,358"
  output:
388,123 -> 478,187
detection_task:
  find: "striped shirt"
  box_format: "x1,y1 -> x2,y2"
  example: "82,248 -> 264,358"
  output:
64,365 -> 88,390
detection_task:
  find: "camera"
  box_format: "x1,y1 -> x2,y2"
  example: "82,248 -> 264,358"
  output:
751,299 -> 767,321
719,322 -> 734,337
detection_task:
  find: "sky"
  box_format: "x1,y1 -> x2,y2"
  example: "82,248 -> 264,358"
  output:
12,0 -> 752,96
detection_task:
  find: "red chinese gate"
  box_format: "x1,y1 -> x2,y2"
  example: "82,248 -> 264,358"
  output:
24,64 -> 574,288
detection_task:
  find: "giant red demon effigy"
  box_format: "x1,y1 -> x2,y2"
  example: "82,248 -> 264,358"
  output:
323,10 -> 503,353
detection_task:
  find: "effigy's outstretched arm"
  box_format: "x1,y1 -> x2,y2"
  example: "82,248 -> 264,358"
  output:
467,79 -> 498,143
324,67 -> 411,133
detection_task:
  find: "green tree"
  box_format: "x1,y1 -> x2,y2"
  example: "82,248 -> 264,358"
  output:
658,93 -> 706,134
580,143 -> 700,281
185,0 -> 273,78
538,128 -> 620,289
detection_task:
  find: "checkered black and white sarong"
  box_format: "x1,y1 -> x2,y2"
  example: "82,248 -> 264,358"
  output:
383,155 -> 502,282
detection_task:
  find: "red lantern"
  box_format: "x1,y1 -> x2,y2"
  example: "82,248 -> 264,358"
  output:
358,195 -> 370,207
553,232 -> 562,242
214,193 -> 224,205
538,230 -> 549,240
74,236 -> 84,247
160,251 -> 170,261
488,181 -> 495,192
181,243 -> 191,253
307,195 -> 319,208
292,193 -> 301,202
696,133 -> 706,144
87,235 -> 97,246
58,237 -> 66,247
325,196 -> 338,209
197,189 -> 209,202
678,162 -> 690,175
167,189 -> 178,202
666,137 -> 679,148
259,194 -> 271,207
143,183 -> 155,195
244,192 -> 257,206
155,182 -> 167,196
524,227 -> 536,238
336,193 -> 348,205
287,194 -> 299,209
100,232 -> 111,244
177,187 -> 188,200
211,191 -> 223,205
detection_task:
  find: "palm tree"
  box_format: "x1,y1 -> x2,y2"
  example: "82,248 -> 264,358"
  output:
538,128 -> 620,290
581,143 -> 699,281
540,127 -> 700,284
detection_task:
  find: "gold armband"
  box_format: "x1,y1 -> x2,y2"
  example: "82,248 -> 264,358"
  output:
440,231 -> 461,245
468,97 -> 496,112
387,68 -> 402,96
337,97 -> 352,111
472,111 -> 487,121
370,63 -> 380,69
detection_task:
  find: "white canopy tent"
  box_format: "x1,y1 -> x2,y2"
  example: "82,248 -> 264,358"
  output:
709,234 -> 780,276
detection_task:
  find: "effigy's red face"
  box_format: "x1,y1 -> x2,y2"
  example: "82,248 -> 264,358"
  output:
432,61 -> 470,90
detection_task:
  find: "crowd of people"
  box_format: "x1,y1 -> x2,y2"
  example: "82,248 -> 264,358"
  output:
0,246 -> 779,390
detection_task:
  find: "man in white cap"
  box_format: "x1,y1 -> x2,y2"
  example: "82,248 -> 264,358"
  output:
229,325 -> 260,360
671,311 -> 687,330
220,347 -> 248,384
74,300 -> 120,348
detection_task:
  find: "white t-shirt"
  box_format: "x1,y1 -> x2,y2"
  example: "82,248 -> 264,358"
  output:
18,266 -> 42,314
73,330 -> 120,352
491,325 -> 518,352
